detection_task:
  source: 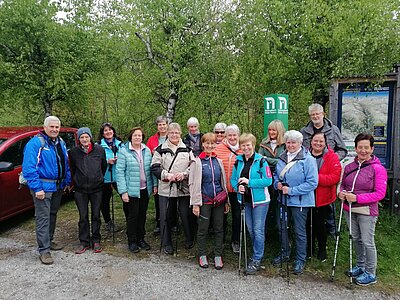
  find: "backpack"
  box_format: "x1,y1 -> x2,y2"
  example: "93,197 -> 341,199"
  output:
19,135 -> 46,187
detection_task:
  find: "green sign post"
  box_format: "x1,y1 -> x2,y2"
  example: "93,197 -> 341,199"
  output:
263,94 -> 289,137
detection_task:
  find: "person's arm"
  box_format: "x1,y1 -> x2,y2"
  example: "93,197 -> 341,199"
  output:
333,127 -> 348,160
288,158 -> 318,195
22,138 -> 43,193
318,153 -> 342,187
101,148 -> 107,176
189,158 -> 202,206
115,149 -> 127,195
230,162 -> 239,192
248,160 -> 273,188
356,164 -> 388,204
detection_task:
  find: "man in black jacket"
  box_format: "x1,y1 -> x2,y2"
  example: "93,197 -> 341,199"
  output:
69,127 -> 107,254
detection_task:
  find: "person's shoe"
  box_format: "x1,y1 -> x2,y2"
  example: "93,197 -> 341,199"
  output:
317,249 -> 327,262
246,259 -> 261,275
138,240 -> 151,251
199,255 -> 209,268
153,227 -> 161,236
214,256 -> 223,270
345,265 -> 365,277
39,252 -> 54,265
355,271 -> 377,286
75,245 -> 90,254
50,241 -> 63,251
272,254 -> 289,266
231,241 -> 240,254
129,243 -> 140,253
163,245 -> 174,255
93,243 -> 102,253
293,260 -> 305,275
185,240 -> 194,250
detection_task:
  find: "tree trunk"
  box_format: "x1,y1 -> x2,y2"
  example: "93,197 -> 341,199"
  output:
166,90 -> 177,123
43,98 -> 52,117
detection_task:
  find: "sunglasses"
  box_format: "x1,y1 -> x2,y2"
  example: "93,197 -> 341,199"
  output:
102,122 -> 113,127
215,131 -> 225,134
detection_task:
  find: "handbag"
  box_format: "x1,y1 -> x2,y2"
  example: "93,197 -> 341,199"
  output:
351,205 -> 370,215
203,190 -> 228,207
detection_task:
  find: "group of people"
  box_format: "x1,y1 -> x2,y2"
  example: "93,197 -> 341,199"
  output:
22,103 -> 387,287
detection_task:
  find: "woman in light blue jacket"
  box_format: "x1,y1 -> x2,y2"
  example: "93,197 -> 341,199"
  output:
272,130 -> 318,275
116,127 -> 154,253
231,133 -> 273,275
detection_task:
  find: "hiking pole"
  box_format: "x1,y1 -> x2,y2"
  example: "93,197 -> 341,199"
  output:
279,190 -> 284,272
348,201 -> 353,285
238,200 -> 244,275
330,200 -> 344,281
284,192 -> 289,284
310,207 -> 313,258
109,164 -> 115,244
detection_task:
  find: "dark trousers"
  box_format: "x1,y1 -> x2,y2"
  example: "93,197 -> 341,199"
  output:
159,195 -> 194,247
75,190 -> 102,246
123,189 -> 149,245
229,192 -> 240,243
154,193 -> 160,228
197,204 -> 224,256
101,182 -> 117,224
307,205 -> 330,255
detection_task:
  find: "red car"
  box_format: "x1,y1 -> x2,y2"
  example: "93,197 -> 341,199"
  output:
0,126 -> 77,221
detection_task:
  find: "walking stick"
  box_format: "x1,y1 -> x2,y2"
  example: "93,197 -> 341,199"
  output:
348,202 -> 353,285
238,199 -> 247,275
330,200 -> 344,281
310,207 -> 313,258
109,164 -> 115,244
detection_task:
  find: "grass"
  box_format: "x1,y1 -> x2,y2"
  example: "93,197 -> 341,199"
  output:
3,194 -> 400,296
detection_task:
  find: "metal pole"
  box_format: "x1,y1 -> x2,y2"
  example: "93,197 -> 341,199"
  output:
331,201 -> 344,281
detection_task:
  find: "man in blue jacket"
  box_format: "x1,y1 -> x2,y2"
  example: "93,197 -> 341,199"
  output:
22,116 -> 71,265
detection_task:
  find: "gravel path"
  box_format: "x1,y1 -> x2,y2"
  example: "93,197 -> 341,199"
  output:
0,237 -> 398,300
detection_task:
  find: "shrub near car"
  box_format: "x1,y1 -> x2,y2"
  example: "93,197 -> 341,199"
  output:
0,126 -> 77,221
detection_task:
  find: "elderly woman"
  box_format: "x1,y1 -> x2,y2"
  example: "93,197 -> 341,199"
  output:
183,117 -> 203,156
307,132 -> 341,262
272,130 -> 318,275
97,122 -> 123,233
231,133 -> 273,275
190,133 -> 229,270
213,122 -> 227,144
338,133 -> 387,286
116,127 -> 154,253
215,124 -> 243,254
151,123 -> 195,255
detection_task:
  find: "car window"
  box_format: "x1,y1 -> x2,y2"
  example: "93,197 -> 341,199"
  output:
0,137 -> 31,166
59,132 -> 76,151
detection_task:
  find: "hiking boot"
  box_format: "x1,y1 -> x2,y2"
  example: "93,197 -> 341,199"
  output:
129,243 -> 140,253
293,260 -> 305,275
153,227 -> 160,236
317,249 -> 327,262
272,254 -> 289,266
231,241 -> 240,254
345,265 -> 365,277
164,245 -> 174,255
214,256 -> 223,270
138,240 -> 151,251
246,259 -> 261,275
75,245 -> 90,254
50,241 -> 63,251
93,243 -> 102,253
199,255 -> 209,268
39,252 -> 54,265
185,240 -> 194,250
355,271 -> 377,286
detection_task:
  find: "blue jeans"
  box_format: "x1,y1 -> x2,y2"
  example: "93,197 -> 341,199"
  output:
31,189 -> 63,255
245,203 -> 269,261
276,203 -> 309,263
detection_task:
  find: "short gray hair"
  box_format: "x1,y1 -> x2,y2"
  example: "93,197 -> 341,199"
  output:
284,130 -> 303,144
168,122 -> 182,133
155,115 -> 168,125
44,116 -> 61,127
213,122 -> 227,132
308,103 -> 324,114
187,117 -> 199,127
225,124 -> 240,135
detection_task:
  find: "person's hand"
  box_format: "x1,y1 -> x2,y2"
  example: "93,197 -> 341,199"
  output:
166,173 -> 175,182
35,190 -> 45,200
224,203 -> 230,214
344,192 -> 357,203
153,186 -> 158,194
238,177 -> 249,185
277,182 -> 283,190
282,186 -> 289,195
238,185 -> 246,194
122,193 -> 129,203
192,205 -> 200,217
174,172 -> 185,182
107,158 -> 116,165
338,191 -> 347,201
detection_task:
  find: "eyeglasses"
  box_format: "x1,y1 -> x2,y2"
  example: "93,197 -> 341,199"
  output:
215,131 -> 225,134
168,131 -> 181,135
309,112 -> 323,117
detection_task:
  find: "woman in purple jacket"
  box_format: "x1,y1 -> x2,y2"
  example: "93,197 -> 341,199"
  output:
338,133 -> 387,286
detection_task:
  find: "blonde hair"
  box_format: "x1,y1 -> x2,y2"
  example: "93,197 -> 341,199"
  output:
201,132 -> 217,144
239,133 -> 256,147
266,120 -> 286,145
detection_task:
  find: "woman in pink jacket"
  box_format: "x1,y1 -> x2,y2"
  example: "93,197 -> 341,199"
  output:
338,133 -> 387,286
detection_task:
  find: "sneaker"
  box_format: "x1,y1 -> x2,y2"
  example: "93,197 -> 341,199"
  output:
185,240 -> 194,250
164,245 -> 174,255
355,271 -> 377,286
293,260 -> 305,275
345,265 -> 364,277
214,256 -> 223,270
93,243 -> 102,253
129,243 -> 140,253
50,241 -> 63,251
317,249 -> 327,262
231,241 -> 240,254
75,245 -> 90,254
272,254 -> 289,266
199,255 -> 209,268
138,240 -> 151,251
246,259 -> 261,275
39,252 -> 54,265
153,227 -> 161,236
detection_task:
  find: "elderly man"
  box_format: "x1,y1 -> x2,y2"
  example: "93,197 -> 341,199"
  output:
22,116 -> 71,265
300,103 -> 347,161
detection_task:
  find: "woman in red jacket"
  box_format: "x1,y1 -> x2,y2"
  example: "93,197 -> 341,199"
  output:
308,132 -> 341,261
